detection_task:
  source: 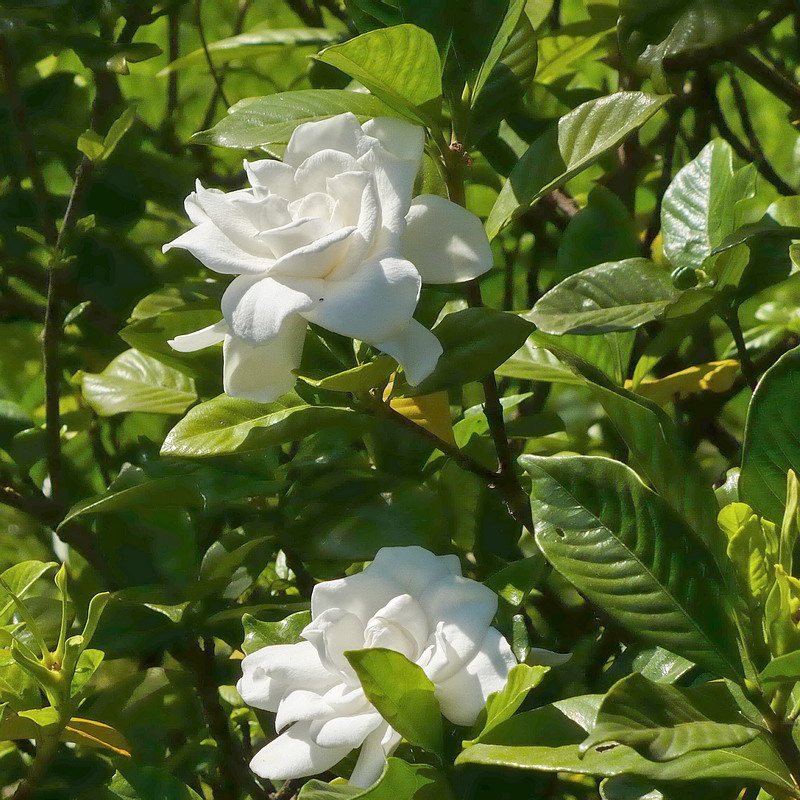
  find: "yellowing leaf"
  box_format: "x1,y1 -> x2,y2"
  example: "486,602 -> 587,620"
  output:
626,360 -> 739,405
64,718 -> 132,757
389,392 -> 455,446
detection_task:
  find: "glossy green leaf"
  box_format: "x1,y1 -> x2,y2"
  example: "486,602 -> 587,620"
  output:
497,330 -> 635,386
486,92 -> 669,238
0,561 -> 57,625
759,650 -> 800,686
457,696 -> 795,794
529,259 -> 679,335
582,673 -> 758,761
470,1 -> 538,142
741,346 -> 800,522
471,664 -> 549,740
78,349 -> 197,416
661,140 -> 739,272
408,309 -> 534,394
161,393 -> 366,458
298,758 -> 454,800
159,27 -> 338,74
315,25 -> 442,124
345,647 -> 443,755
543,348 -> 723,559
194,90 -> 404,149
535,25 -> 613,84
521,455 -> 742,679
299,356 -> 395,394
241,611 -> 311,656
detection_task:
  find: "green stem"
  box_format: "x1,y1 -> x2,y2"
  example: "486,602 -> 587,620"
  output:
722,308 -> 759,391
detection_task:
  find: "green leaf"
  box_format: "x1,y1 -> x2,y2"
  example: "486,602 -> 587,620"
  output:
119,306 -> 223,380
470,1 -> 538,142
0,561 -> 58,625
600,776 -> 665,800
521,455 -> 743,679
660,139 -> 739,272
408,309 -> 534,394
529,259 -> 679,335
471,664 -> 549,740
711,222 -> 800,255
158,27 -> 338,74
741,346 -> 800,523
298,758 -> 454,800
759,650 -> 800,686
497,331 -> 635,386
102,766 -> 203,800
241,611 -> 312,655
535,25 -> 613,84
78,349 -> 197,416
299,357 -> 395,394
619,0 -> 761,89
581,673 -> 758,761
60,468 -> 205,527
161,393 -> 367,458
315,25 -> 442,125
542,349 -> 723,560
193,90 -> 404,149
486,92 -> 669,238
345,647 -> 443,755
556,185 -> 642,272
457,696 -> 795,794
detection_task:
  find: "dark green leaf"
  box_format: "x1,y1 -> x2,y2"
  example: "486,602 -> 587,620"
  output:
582,673 -> 758,761
408,309 -> 534,394
521,455 -> 742,678
741,346 -> 800,523
487,92 -> 669,238
529,259 -> 679,335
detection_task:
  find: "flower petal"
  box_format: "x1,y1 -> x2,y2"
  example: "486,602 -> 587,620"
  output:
294,150 -> 360,196
275,689 -> 335,733
284,113 -> 366,167
270,226 -> 358,280
168,320 -> 227,352
310,710 -> 382,749
222,275 -> 318,344
301,253 -> 420,344
361,117 -> 424,164
374,319 -> 442,386
244,159 -> 297,198
418,574 -> 499,681
348,725 -> 402,788
222,317 -> 307,403
302,608 -> 365,681
163,222 -> 271,276
356,146 -> 417,241
237,641 -> 334,712
193,186 -> 272,257
402,194 -> 493,283
433,627 -> 516,726
249,720 -> 351,781
311,546 -> 460,625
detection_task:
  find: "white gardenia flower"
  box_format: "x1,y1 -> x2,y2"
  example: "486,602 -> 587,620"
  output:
236,546 -> 516,788
164,113 -> 493,402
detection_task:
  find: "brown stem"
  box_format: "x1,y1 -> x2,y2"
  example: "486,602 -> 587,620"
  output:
732,49 -> 800,111
178,639 -> 270,800
196,0 -> 231,110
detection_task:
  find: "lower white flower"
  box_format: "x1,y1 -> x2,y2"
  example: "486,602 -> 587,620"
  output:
237,546 -> 517,787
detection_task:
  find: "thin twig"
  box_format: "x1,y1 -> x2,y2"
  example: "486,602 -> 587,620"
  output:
729,71 -> 795,194
644,104 -> 682,251
177,640 -> 270,800
732,49 -> 800,111
722,309 -> 759,391
196,0 -> 231,110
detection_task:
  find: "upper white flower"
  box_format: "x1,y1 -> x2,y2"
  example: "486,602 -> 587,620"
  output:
237,546 -> 516,788
164,113 -> 493,403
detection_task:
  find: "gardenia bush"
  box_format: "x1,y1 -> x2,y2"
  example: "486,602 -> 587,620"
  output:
4,2 -> 800,800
